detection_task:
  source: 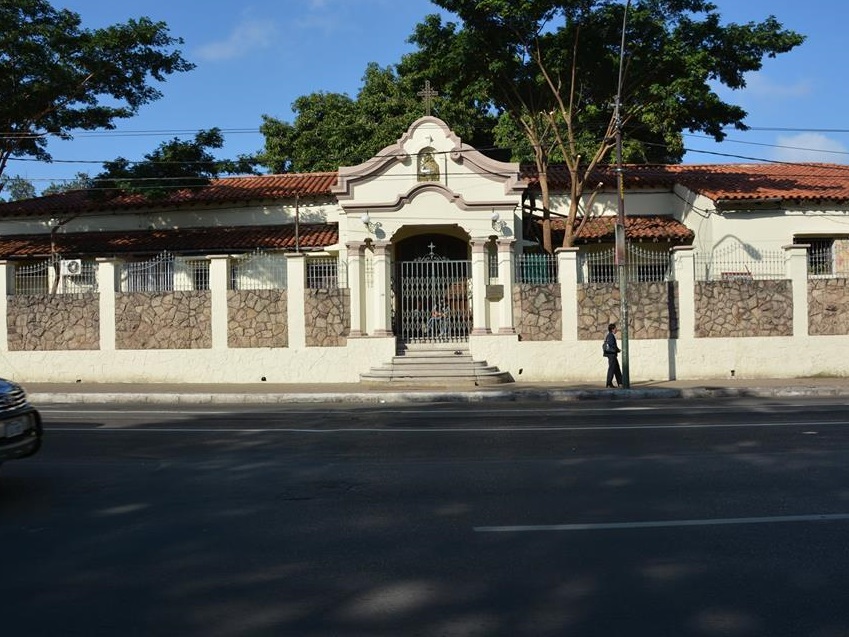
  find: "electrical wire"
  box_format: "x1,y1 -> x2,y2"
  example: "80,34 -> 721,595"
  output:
5,129 -> 849,187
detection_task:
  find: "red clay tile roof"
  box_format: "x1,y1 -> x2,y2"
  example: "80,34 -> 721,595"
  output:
0,224 -> 338,259
0,173 -> 339,217
523,162 -> 849,204
4,162 -> 848,223
534,215 -> 693,245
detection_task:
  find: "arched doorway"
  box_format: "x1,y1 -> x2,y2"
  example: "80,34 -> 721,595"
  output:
394,233 -> 472,344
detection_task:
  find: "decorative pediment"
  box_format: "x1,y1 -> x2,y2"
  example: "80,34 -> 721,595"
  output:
332,116 -> 525,204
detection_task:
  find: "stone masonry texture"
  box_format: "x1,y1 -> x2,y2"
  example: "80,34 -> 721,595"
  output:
695,280 -> 792,338
116,291 -> 212,349
513,284 -> 562,341
577,282 -> 678,340
228,289 -> 288,348
7,293 -> 99,351
305,289 -> 350,347
809,278 -> 849,336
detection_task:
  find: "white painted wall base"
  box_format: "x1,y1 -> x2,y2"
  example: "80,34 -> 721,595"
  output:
3,333 -> 843,385
469,334 -> 849,382
0,337 -> 397,384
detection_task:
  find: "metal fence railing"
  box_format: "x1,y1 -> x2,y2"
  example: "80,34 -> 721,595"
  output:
12,258 -> 99,295
120,252 -> 210,292
230,250 -> 287,290
13,259 -> 51,296
579,244 -> 672,283
515,253 -> 558,284
306,256 -> 348,290
694,245 -> 786,281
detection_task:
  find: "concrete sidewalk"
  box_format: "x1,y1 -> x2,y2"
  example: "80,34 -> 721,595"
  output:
21,377 -> 849,405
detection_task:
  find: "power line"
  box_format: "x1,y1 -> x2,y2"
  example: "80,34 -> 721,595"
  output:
0,128 -> 261,140
7,131 -> 849,187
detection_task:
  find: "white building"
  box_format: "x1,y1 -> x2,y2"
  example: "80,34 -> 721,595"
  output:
0,116 -> 848,384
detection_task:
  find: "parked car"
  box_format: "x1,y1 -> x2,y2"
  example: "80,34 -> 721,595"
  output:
0,379 -> 42,469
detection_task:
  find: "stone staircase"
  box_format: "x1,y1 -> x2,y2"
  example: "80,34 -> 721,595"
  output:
360,342 -> 513,385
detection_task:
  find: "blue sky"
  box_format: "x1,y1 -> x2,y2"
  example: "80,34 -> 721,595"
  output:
10,0 -> 848,191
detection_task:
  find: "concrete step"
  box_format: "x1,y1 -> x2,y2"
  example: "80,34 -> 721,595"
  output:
361,343 -> 513,384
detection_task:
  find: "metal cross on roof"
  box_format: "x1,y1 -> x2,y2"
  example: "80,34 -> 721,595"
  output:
417,81 -> 439,116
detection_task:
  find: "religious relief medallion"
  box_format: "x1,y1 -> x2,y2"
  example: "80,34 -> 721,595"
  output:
417,149 -> 440,182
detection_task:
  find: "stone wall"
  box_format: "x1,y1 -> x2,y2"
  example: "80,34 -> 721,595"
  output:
577,282 -> 678,340
116,292 -> 212,349
305,289 -> 350,347
228,290 -> 288,348
7,294 -> 99,351
809,278 -> 849,335
695,280 -> 792,338
513,284 -> 561,341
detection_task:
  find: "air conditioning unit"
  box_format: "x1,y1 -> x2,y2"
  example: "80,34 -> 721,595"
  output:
60,259 -> 82,276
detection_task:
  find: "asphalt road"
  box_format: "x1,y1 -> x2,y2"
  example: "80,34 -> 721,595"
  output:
2,398 -> 849,637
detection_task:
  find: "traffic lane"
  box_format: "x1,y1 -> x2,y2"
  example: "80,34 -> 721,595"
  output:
4,440 -> 848,636
5,407 -> 849,636
25,401 -> 849,527
34,399 -> 849,466
34,395 -> 849,429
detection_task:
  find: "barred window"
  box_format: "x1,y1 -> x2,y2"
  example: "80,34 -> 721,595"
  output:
798,237 -> 834,276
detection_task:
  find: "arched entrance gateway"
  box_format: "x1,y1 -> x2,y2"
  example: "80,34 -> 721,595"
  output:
393,232 -> 473,344
333,115 -> 526,351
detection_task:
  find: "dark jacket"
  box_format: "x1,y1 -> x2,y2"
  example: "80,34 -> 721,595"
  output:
603,332 -> 620,357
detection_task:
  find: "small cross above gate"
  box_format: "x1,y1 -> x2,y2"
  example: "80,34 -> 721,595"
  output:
417,81 -> 439,116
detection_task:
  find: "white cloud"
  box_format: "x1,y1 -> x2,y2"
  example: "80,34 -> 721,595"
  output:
744,72 -> 812,99
195,19 -> 277,62
772,133 -> 848,163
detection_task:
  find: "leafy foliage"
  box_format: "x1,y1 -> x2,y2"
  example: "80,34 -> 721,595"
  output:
404,0 -> 804,249
254,63 -> 498,173
0,0 -> 194,180
0,175 -> 36,202
95,129 -> 255,198
41,172 -> 94,196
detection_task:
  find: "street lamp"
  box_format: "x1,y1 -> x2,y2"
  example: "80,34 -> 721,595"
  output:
614,0 -> 631,388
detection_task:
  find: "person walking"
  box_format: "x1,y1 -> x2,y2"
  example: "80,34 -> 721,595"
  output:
603,323 -> 623,388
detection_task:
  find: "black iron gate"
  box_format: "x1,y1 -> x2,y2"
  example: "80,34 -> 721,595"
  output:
395,255 -> 472,344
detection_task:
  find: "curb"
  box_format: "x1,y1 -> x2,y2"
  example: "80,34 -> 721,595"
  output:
28,385 -> 849,405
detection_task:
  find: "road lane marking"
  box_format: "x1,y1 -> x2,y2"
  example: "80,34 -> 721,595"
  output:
43,419 -> 849,434
474,513 -> 849,533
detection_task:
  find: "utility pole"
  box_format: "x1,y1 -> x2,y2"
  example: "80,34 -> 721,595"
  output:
614,0 -> 631,388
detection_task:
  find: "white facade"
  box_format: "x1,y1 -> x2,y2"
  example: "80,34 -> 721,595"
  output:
2,117 -> 849,384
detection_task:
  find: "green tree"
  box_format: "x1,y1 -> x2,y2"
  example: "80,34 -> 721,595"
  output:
0,0 -> 194,181
254,63 -> 498,173
0,175 -> 36,201
404,0 -> 804,250
41,172 -> 94,196
95,128 -> 254,198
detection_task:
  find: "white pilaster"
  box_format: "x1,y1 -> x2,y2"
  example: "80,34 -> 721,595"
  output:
371,242 -> 393,336
286,253 -> 307,348
557,247 -> 579,341
470,240 -> 490,335
671,246 -> 695,340
346,242 -> 365,337
209,255 -> 229,349
785,244 -> 809,337
96,258 -> 117,351
496,239 -> 516,334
